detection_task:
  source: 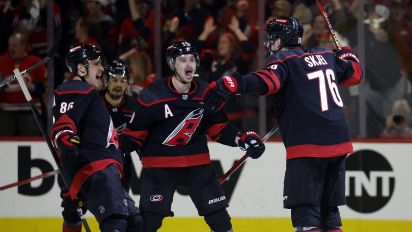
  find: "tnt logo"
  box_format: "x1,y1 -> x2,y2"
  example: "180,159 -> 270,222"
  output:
346,150 -> 395,213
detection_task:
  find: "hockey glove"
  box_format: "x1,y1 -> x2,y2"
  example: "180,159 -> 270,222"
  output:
203,72 -> 243,111
238,131 -> 265,159
334,46 -> 359,63
56,131 -> 80,157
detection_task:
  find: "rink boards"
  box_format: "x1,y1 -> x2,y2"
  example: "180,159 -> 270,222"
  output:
1,140 -> 412,231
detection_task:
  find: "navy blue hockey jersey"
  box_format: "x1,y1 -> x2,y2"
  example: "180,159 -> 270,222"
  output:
102,94 -> 139,133
51,80 -> 123,199
121,77 -> 240,168
245,47 -> 362,160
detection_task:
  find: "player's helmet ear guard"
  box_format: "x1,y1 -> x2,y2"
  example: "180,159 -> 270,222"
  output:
105,59 -> 129,82
66,43 -> 102,76
266,16 -> 303,48
165,41 -> 200,71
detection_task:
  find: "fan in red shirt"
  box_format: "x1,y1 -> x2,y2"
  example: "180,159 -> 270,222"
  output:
0,32 -> 46,136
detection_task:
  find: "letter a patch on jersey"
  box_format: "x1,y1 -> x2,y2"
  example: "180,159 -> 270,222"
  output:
163,109 -> 204,146
164,104 -> 174,118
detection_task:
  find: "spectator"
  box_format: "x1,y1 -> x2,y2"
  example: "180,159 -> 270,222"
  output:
74,16 -> 101,48
388,1 -> 412,86
0,32 -> 46,136
84,0 -> 118,60
220,0 -> 259,47
380,99 -> 412,138
118,0 -> 156,58
197,17 -> 254,82
266,0 -> 292,21
167,0 -> 210,42
196,16 -> 256,129
343,3 -> 405,137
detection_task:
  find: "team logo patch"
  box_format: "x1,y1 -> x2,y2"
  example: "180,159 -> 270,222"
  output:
150,194 -> 164,202
98,206 -> 106,214
182,94 -> 188,100
163,108 -> 204,146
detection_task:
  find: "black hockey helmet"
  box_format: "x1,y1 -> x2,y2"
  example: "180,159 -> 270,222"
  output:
66,43 -> 102,76
265,16 -> 303,48
105,59 -> 129,82
165,41 -> 199,71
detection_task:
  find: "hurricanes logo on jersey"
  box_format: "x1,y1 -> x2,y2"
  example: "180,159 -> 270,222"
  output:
163,108 -> 204,146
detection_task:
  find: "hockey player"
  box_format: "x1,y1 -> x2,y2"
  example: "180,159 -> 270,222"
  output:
50,43 -> 143,232
203,17 -> 363,232
120,40 -> 265,232
103,59 -> 139,191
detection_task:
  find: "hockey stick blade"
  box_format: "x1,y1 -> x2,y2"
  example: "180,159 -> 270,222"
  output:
0,170 -> 60,191
315,0 -> 341,50
219,125 -> 279,184
0,57 -> 50,88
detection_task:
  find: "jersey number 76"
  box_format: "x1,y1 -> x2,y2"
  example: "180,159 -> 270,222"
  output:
307,69 -> 343,111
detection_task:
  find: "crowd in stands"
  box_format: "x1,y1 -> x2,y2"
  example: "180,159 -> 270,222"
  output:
1,0 -> 412,138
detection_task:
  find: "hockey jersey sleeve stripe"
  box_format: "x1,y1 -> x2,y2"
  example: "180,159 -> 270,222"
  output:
121,128 -> 148,147
67,159 -> 123,199
286,142 -> 353,160
339,62 -> 363,86
50,114 -> 77,146
207,122 -> 228,141
141,153 -> 211,168
54,87 -> 94,95
252,69 -> 281,94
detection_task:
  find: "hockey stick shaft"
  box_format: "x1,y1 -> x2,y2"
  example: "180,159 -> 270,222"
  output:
0,57 -> 50,88
14,68 -> 92,232
0,170 -> 60,191
315,0 -> 342,50
219,125 -> 279,184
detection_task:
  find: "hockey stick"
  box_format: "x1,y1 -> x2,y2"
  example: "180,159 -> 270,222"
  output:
0,57 -> 50,88
315,0 -> 342,50
14,67 -> 92,232
0,170 -> 59,191
219,125 -> 279,184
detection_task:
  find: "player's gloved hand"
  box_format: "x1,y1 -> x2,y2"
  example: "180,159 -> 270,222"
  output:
238,131 -> 265,159
56,131 -> 80,157
203,72 -> 243,111
334,46 -> 359,63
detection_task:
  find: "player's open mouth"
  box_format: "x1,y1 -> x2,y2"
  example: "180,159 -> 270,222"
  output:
113,88 -> 122,93
185,70 -> 193,77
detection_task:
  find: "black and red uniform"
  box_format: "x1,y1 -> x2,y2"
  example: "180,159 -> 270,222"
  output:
51,80 -> 140,225
102,93 -> 139,191
240,46 -> 362,229
121,76 -> 240,217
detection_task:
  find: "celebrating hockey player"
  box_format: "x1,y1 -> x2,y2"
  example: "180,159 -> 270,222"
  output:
203,17 -> 363,232
50,43 -> 143,232
120,40 -> 265,232
102,59 -> 139,191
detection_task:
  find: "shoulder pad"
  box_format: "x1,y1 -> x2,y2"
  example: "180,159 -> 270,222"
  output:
55,80 -> 94,95
305,47 -> 330,54
138,78 -> 173,106
266,49 -> 305,65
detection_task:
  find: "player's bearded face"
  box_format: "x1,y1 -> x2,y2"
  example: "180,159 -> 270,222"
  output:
107,75 -> 128,100
86,58 -> 104,90
174,54 -> 197,82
